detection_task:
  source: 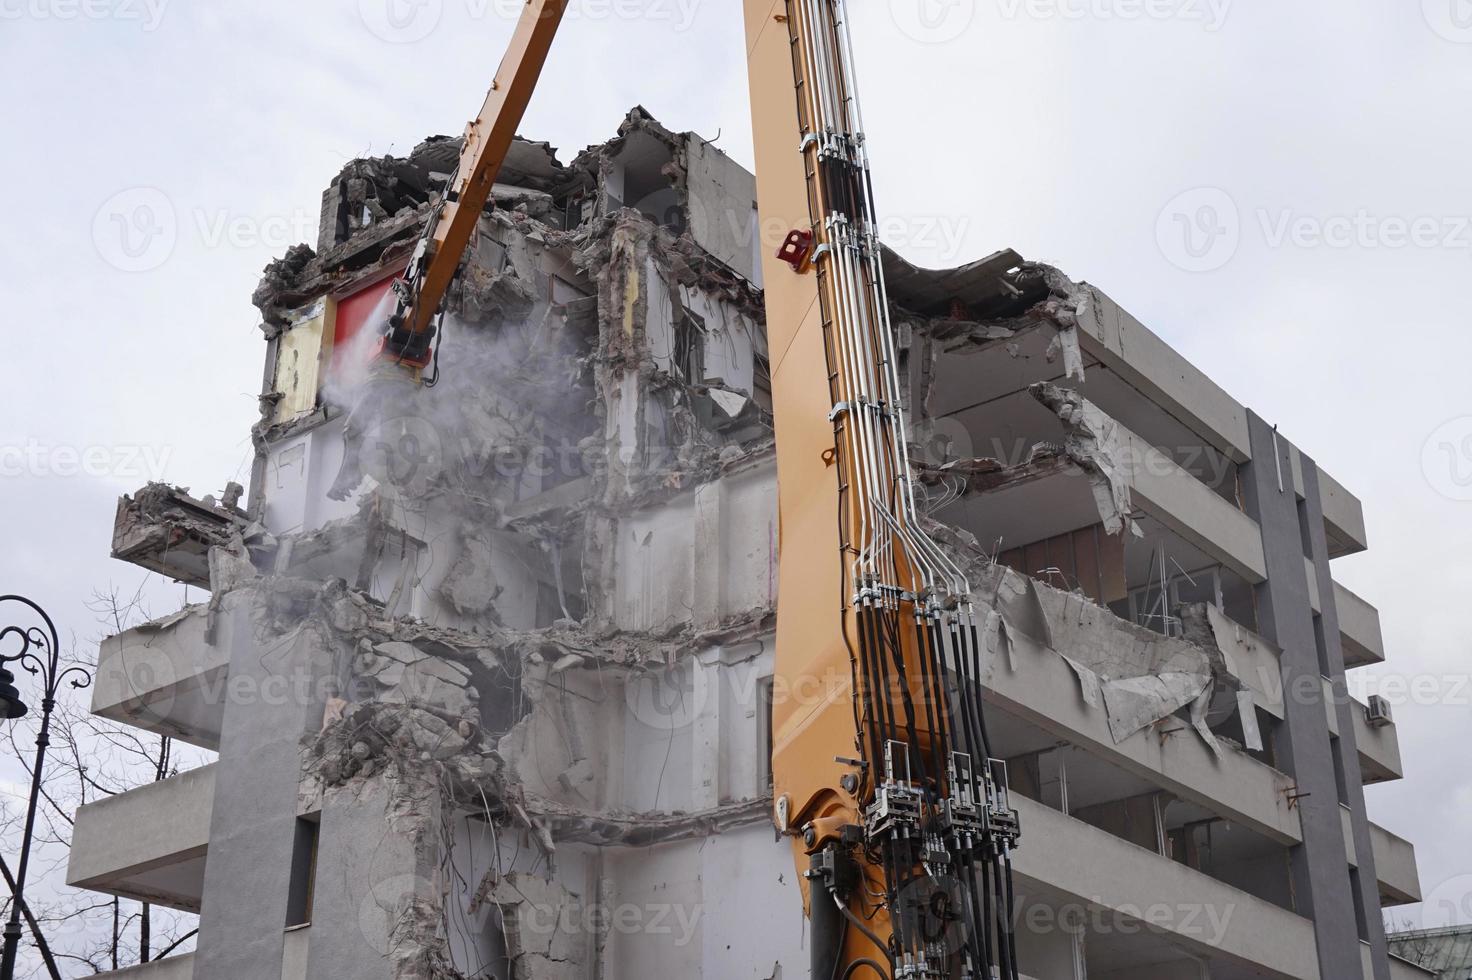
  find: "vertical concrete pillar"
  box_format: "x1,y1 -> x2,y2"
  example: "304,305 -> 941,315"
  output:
1240,411 -> 1364,979
304,780 -> 435,980
194,596 -> 331,980
692,480 -> 724,629
690,647 -> 724,810
1300,455 -> 1393,980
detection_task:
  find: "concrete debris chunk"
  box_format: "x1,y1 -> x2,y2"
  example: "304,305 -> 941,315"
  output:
440,530 -> 504,619
1030,383 -> 1140,538
971,562 -> 1255,752
356,640 -> 478,719
1044,323 -> 1086,382
113,482 -> 254,589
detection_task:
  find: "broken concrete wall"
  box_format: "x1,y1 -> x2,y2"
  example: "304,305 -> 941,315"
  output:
572,209 -> 769,510
575,108 -> 689,229
245,182 -> 768,644
608,458 -> 775,634
683,134 -> 760,285
495,655 -> 613,809
485,872 -> 586,980
596,828 -> 804,978
240,566 -> 787,977
931,523 -> 1261,756
154,110 -> 782,980
250,107 -> 770,527
315,136 -> 570,255
258,423 -> 363,536
443,817 -> 806,980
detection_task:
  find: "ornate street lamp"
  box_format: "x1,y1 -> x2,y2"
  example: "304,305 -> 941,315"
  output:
0,596 -> 92,980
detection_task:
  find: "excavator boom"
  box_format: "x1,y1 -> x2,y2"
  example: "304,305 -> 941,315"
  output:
746,5 -> 1022,977
379,0 -> 569,369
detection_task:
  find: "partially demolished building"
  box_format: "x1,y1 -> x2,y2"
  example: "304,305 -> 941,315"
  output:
68,109 -> 1428,980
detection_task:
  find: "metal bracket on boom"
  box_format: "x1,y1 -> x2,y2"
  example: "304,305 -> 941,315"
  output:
776,228 -> 815,272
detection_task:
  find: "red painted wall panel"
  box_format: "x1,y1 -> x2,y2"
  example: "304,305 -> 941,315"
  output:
330,271 -> 401,375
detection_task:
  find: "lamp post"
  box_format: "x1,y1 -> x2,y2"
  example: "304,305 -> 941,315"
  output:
0,596 -> 91,980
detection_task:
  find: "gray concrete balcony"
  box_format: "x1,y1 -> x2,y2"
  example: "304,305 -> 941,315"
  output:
66,764 -> 215,912
1204,602 -> 1402,786
1012,794 -> 1322,979
1113,418 -> 1266,585
1073,288 -> 1250,467
91,605 -> 229,750
1371,822 -> 1422,906
1317,468 -> 1368,558
984,607 -> 1303,848
1076,287 -> 1368,558
1335,580 -> 1387,668
1122,443 -> 1376,673
1355,694 -> 1404,783
936,396 -> 1378,687
1302,564 -> 1387,668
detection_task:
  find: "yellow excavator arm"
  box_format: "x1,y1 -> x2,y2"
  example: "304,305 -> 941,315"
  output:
377,0 -> 570,371
375,3 -> 1024,977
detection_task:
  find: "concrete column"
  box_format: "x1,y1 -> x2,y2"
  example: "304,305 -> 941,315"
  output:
194,597 -> 332,980
317,184 -> 343,254
248,334 -> 281,520
303,780 -> 435,980
690,647 -> 724,810
692,480 -> 724,629
1300,455 -> 1393,980
1240,411 -> 1363,979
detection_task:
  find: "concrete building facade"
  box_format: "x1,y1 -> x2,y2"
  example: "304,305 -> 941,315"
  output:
68,110 -> 1428,980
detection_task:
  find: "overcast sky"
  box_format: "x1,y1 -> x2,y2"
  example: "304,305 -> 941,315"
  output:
2,0 -> 1470,947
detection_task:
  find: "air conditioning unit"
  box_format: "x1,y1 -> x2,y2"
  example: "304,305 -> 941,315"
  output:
1365,695 -> 1393,729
